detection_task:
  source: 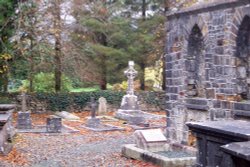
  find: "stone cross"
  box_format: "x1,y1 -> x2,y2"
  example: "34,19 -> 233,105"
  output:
21,92 -> 27,112
90,97 -> 97,118
124,61 -> 138,95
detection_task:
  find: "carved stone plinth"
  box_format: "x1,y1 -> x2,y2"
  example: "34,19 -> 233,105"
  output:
86,118 -> 101,128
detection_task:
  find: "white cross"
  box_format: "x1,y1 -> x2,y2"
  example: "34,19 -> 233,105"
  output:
124,61 -> 138,95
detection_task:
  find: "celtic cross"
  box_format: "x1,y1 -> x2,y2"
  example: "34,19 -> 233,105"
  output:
124,61 -> 138,95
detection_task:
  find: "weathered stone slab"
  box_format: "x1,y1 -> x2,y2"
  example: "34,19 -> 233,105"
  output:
17,112 -> 32,129
17,124 -> 79,134
81,123 -> 125,132
221,141 -> 250,161
0,104 -> 15,112
187,120 -> 250,167
122,144 -> 196,167
134,129 -> 167,152
98,97 -> 107,115
55,111 -> 80,121
141,129 -> 167,142
46,116 -> 62,133
86,118 -> 101,128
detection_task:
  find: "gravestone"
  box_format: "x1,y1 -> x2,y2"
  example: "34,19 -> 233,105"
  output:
86,98 -> 100,127
46,115 -> 62,133
115,61 -> 145,125
134,129 -> 167,152
17,93 -> 32,129
98,97 -> 107,115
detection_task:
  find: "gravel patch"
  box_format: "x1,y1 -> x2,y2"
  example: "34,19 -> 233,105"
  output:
0,132 -> 141,167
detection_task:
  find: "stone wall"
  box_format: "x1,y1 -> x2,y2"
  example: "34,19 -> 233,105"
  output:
165,0 -> 250,144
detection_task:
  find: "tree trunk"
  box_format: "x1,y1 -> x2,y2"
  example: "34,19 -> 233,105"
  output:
29,40 -> 34,92
54,0 -> 62,92
142,0 -> 146,20
98,33 -> 108,90
140,62 -> 145,90
55,40 -> 62,92
100,76 -> 107,90
3,73 -> 8,92
99,54 -> 107,90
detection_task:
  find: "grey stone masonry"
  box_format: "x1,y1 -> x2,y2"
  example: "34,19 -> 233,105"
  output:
0,104 -> 15,155
165,0 -> 250,143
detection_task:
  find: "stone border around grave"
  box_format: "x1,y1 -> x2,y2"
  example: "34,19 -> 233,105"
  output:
128,124 -> 166,130
122,144 -> 196,167
80,124 -> 125,132
16,124 -> 79,134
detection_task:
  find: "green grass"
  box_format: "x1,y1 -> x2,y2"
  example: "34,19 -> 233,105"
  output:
70,87 -> 100,92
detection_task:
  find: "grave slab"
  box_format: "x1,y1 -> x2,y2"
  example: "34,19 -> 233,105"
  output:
81,123 -> 125,132
17,124 -> 79,134
55,111 -> 80,121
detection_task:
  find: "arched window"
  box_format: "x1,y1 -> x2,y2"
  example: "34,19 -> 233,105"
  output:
186,24 -> 204,97
236,15 -> 250,100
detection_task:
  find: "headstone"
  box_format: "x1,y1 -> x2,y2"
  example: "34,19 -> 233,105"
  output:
46,115 -> 62,133
134,129 -> 167,152
116,61 -> 144,124
17,112 -> 32,129
98,97 -> 107,115
86,98 -> 100,127
17,93 -> 32,129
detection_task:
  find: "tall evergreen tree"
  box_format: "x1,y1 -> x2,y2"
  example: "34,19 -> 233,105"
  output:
0,0 -> 17,92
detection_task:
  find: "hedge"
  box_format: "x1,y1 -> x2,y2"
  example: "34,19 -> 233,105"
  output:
0,91 -> 165,111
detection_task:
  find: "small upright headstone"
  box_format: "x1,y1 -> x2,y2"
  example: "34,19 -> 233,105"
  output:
98,97 -> 107,115
17,93 -> 32,129
46,115 -> 62,133
86,98 -> 100,127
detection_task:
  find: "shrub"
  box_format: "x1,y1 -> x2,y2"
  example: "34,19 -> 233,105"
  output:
21,72 -> 73,92
35,90 -> 125,111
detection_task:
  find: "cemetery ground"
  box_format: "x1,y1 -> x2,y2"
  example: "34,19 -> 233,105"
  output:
0,111 -> 166,167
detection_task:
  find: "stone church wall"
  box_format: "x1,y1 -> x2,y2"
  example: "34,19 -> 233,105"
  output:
165,0 -> 250,144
